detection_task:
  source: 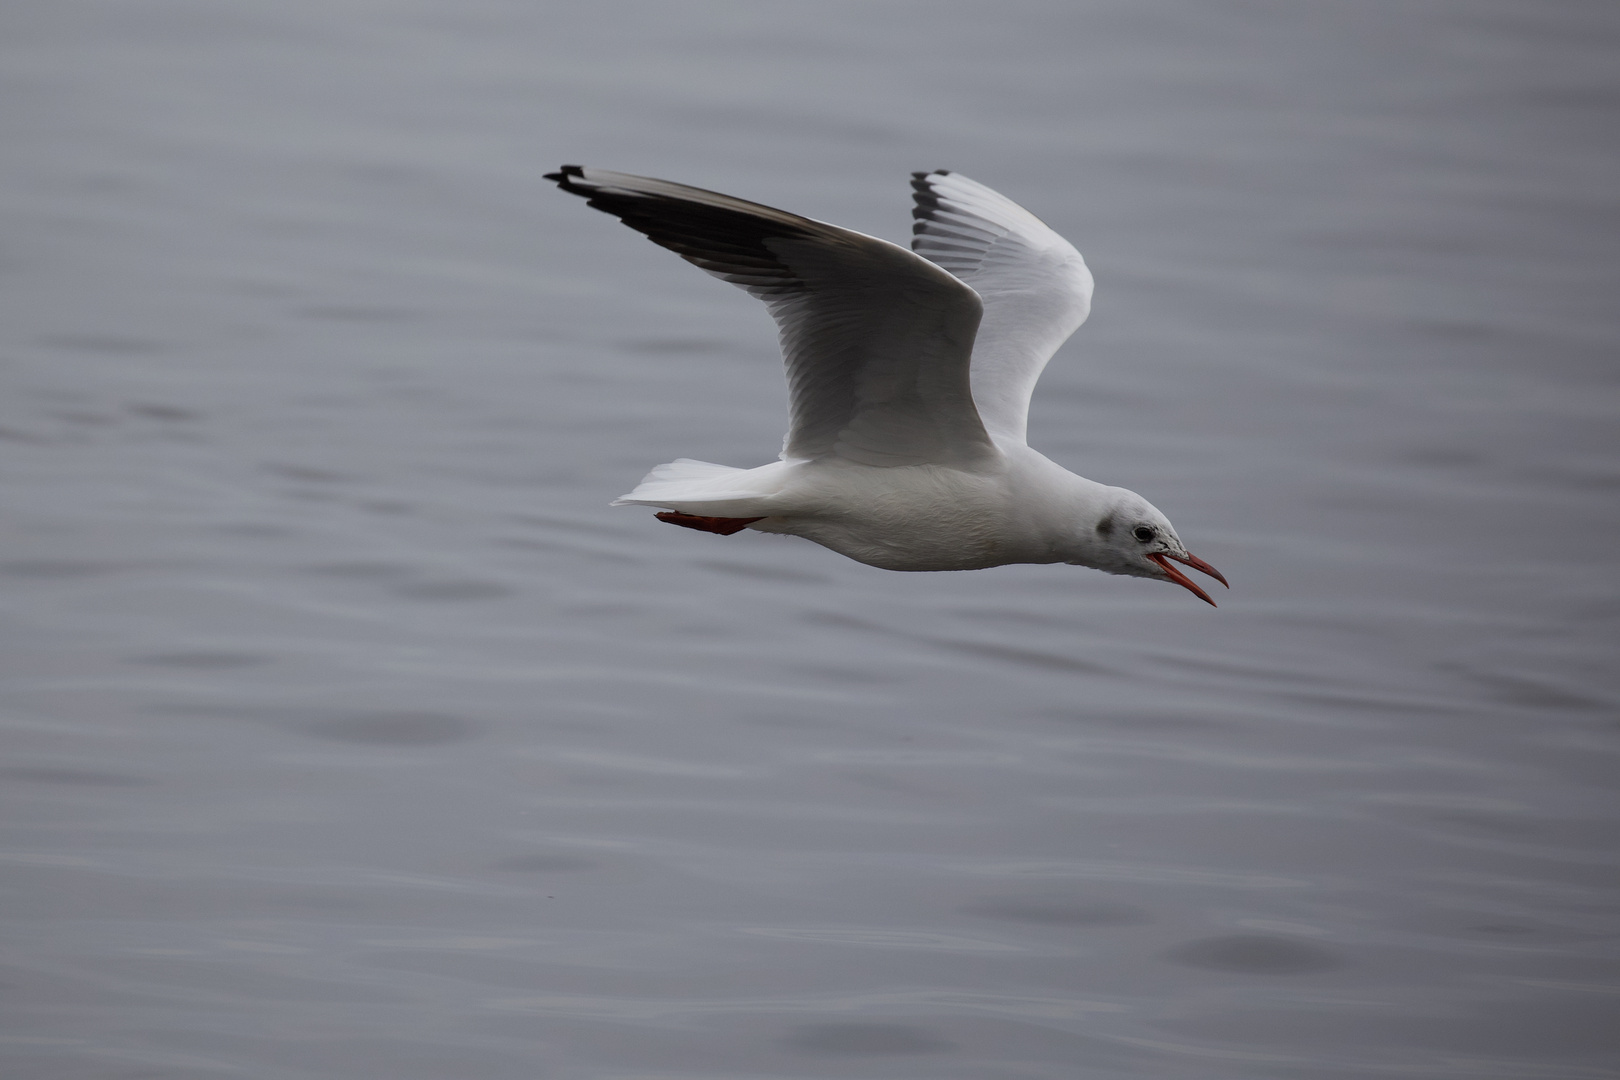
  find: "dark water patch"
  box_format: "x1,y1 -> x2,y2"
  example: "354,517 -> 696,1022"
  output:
1400,905 -> 1597,946
1530,461 -> 1620,493
1413,808 -> 1538,839
799,609 -> 885,633
303,711 -> 477,746
493,853 -> 596,873
1449,665 -> 1609,711
0,425 -> 53,444
1165,934 -> 1345,975
1395,443 -> 1484,470
1522,82 -> 1620,112
133,651 -> 268,669
213,522 -> 298,539
782,1021 -> 955,1056
262,462 -> 349,483
126,402 -> 202,422
1409,319 -> 1501,344
51,410 -> 118,427
37,334 -> 164,355
0,766 -> 151,787
967,898 -> 1150,927
392,580 -> 511,602
1276,687 -> 1465,718
619,337 -> 733,355
926,637 -> 1117,677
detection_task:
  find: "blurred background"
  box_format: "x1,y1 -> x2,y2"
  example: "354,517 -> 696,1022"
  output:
2,1 -> 1617,1077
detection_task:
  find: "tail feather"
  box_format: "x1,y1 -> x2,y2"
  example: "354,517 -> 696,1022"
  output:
613,458 -> 782,517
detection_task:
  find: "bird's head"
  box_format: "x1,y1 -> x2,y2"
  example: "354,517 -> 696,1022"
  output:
1077,490 -> 1228,606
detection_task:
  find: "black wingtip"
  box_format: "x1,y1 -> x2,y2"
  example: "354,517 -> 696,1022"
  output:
545,164 -> 586,188
910,170 -> 945,230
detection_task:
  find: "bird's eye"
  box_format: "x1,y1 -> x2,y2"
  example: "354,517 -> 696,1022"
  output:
1132,525 -> 1157,543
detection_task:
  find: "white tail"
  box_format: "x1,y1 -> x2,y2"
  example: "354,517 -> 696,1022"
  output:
612,458 -> 785,516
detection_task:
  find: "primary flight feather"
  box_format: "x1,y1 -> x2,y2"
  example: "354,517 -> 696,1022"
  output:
547,165 -> 1227,605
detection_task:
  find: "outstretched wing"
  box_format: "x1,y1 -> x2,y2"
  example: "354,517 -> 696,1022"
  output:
910,171 -> 1093,446
549,166 -> 994,467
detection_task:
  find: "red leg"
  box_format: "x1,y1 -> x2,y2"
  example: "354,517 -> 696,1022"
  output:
654,511 -> 764,536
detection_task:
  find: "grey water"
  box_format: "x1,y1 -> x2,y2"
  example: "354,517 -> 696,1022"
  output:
2,1 -> 1617,1077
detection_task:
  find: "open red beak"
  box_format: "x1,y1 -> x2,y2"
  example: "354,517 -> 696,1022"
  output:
1146,551 -> 1229,607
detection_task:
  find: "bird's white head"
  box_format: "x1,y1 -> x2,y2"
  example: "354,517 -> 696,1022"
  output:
1076,489 -> 1229,606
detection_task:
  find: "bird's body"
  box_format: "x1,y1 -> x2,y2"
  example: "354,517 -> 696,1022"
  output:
627,450 -> 1123,574
548,165 -> 1227,604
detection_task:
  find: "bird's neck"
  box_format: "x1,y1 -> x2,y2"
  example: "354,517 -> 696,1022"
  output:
1002,449 -> 1121,567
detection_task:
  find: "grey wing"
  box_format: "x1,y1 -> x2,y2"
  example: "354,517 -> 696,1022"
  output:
911,171 -> 1093,446
548,166 -> 994,467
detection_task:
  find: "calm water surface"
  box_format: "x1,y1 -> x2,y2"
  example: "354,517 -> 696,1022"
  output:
2,1 -> 1618,1077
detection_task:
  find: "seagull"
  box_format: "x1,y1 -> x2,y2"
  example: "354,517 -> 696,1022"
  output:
547,166 -> 1228,605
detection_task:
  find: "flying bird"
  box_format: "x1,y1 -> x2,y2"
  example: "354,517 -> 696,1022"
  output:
547,166 -> 1227,605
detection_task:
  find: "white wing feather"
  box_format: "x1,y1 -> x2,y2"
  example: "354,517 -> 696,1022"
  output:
910,171 -> 1093,446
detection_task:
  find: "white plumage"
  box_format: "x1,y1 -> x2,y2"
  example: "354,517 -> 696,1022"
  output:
549,166 -> 1226,604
